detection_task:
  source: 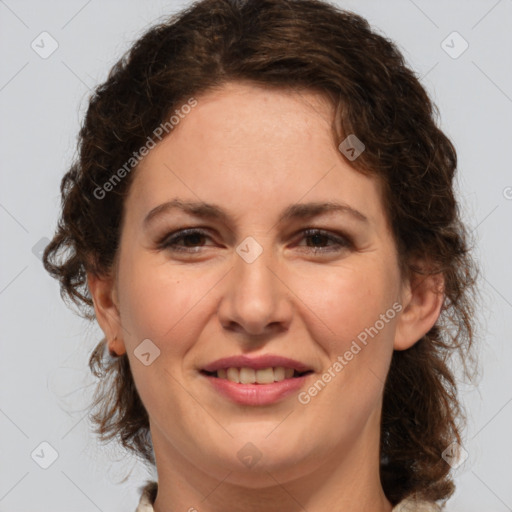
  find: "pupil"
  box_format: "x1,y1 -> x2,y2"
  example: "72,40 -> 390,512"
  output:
309,234 -> 325,246
185,233 -> 203,246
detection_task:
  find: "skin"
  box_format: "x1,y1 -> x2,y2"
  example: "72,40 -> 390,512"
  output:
88,81 -> 444,512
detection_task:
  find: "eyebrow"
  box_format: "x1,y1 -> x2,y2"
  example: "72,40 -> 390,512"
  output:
143,198 -> 369,228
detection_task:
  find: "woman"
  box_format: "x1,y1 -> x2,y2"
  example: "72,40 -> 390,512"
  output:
43,0 -> 478,510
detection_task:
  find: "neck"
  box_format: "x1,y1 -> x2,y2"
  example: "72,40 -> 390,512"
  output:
151,410 -> 392,512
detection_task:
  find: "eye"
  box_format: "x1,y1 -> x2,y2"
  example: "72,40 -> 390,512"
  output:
296,228 -> 353,253
157,227 -> 353,255
158,228 -> 214,253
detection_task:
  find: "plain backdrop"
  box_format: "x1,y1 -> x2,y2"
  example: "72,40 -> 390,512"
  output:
1,1 -> 511,511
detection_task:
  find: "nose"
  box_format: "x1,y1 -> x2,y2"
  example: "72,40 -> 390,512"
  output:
217,240 -> 293,338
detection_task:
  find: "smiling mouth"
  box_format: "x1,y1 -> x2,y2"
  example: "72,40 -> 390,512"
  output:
200,367 -> 313,384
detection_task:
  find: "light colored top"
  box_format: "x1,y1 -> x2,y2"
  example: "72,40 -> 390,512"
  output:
135,481 -> 443,511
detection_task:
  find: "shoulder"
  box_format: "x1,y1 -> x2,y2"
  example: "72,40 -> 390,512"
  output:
392,496 -> 443,511
135,480 -> 158,512
135,481 -> 442,512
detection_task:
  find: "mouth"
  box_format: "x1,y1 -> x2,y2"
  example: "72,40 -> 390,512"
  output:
200,367 -> 314,384
199,355 -> 315,405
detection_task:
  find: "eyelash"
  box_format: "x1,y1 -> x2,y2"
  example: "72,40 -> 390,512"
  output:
157,227 -> 353,254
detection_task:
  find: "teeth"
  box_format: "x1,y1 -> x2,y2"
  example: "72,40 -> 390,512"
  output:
226,367 -> 240,383
215,366 -> 303,384
274,366 -> 286,382
257,367 -> 276,384
239,367 -> 256,384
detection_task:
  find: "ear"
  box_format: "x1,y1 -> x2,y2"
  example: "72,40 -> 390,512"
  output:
394,267 -> 445,351
87,271 -> 126,356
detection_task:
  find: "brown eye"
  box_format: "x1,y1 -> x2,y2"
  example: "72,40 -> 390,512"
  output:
159,228 -> 213,252
157,227 -> 353,255
298,228 -> 353,253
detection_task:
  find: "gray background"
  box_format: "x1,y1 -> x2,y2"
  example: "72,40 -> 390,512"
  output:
1,0 -> 511,510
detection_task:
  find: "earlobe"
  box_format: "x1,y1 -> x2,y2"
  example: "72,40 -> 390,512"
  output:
394,271 -> 445,351
87,272 -> 127,356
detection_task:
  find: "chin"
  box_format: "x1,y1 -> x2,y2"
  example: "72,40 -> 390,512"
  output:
199,438 -> 317,488
221,455 -> 309,488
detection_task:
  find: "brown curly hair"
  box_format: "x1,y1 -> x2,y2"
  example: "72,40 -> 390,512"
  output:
42,0 -> 479,506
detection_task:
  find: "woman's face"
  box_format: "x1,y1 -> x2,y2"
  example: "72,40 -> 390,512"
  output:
109,82 -> 408,484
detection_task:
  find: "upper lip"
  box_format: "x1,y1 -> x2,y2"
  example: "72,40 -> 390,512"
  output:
201,355 -> 313,373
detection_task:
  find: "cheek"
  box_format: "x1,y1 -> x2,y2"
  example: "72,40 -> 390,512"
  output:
298,261 -> 397,349
117,250 -> 212,346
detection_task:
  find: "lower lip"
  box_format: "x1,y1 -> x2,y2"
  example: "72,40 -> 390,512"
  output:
202,373 -> 311,406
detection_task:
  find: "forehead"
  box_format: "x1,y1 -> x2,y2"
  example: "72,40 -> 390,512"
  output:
135,81 -> 337,170
125,81 -> 387,231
